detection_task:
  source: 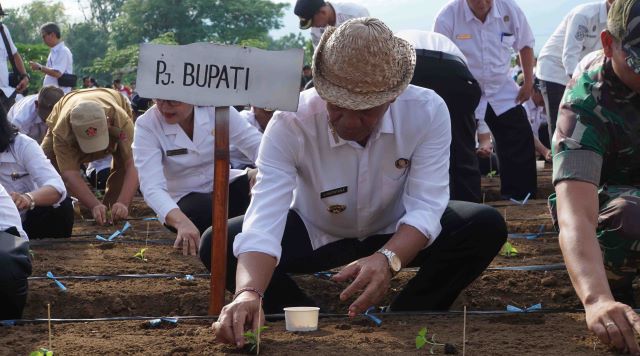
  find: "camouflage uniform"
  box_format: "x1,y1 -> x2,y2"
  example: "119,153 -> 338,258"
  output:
550,50 -> 640,293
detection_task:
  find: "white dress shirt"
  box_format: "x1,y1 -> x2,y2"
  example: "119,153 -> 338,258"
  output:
536,1 -> 607,86
0,24 -> 18,98
230,109 -> 263,169
522,99 -> 548,137
434,0 -> 535,119
234,86 -> 451,263
85,155 -> 113,179
395,29 -> 468,64
43,41 -> 73,93
0,183 -> 27,239
133,105 -> 262,223
0,134 -> 67,218
7,95 -> 47,143
311,2 -> 370,47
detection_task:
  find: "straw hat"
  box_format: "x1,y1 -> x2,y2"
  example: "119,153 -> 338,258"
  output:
313,17 -> 416,110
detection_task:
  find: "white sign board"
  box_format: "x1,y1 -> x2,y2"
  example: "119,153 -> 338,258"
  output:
136,43 -> 303,112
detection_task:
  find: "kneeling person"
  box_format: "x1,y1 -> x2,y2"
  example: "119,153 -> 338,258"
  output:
201,18 -> 507,348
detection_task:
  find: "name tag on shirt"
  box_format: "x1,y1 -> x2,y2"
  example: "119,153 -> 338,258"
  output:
321,186 -> 348,199
166,148 -> 188,156
456,34 -> 472,40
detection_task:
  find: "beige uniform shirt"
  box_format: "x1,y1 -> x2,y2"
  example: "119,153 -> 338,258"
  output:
42,88 -> 134,172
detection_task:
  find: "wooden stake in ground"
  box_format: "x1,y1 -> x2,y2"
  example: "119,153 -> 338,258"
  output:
209,107 -> 230,315
47,303 -> 52,351
462,305 -> 467,356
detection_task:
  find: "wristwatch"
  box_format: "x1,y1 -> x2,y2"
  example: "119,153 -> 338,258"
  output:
377,248 -> 402,276
24,192 -> 35,210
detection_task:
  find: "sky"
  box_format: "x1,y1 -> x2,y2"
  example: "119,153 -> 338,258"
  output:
3,0 -> 593,53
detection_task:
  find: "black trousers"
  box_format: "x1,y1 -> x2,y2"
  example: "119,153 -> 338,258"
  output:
88,168 -> 110,190
22,196 -> 74,239
539,80 -> 565,140
411,53 -> 482,203
0,228 -> 31,320
200,201 -> 507,313
484,104 -> 537,200
169,174 -> 251,234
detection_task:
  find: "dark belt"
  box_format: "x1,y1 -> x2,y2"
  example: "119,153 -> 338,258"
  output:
415,49 -> 467,67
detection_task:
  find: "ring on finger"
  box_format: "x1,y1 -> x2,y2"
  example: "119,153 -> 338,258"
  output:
604,321 -> 616,328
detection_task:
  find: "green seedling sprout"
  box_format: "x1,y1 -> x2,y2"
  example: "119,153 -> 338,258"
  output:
29,249 -> 35,259
244,326 -> 268,354
29,348 -> 53,356
499,241 -> 518,257
415,327 -> 445,354
486,170 -> 497,178
134,247 -> 148,262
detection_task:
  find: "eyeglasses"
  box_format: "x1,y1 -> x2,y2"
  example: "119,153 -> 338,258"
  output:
153,99 -> 182,107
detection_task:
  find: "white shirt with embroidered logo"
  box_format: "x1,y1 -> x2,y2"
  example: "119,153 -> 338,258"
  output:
43,41 -> 73,93
132,105 -> 262,223
234,85 -> 451,263
536,1 -> 608,86
310,2 -> 370,48
230,109 -> 262,169
433,0 -> 535,120
0,133 -> 67,219
7,95 -> 48,143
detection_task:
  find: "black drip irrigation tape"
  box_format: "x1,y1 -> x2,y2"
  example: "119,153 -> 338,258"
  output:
28,238 -> 175,246
30,263 -> 567,282
0,308 -> 597,325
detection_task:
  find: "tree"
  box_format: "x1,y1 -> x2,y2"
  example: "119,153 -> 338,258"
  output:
3,1 -> 67,44
15,43 -> 50,94
109,0 -> 287,48
65,22 -> 109,83
268,32 -> 313,65
86,0 -> 126,30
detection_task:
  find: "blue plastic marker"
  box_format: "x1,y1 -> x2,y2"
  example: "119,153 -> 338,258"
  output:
46,271 -> 67,292
0,320 -> 15,327
506,303 -> 542,313
364,306 -> 382,326
509,192 -> 531,205
184,275 -> 195,281
121,221 -> 131,233
142,217 -> 158,221
95,235 -> 108,241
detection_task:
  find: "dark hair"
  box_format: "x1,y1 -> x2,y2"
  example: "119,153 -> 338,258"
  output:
40,22 -> 61,38
0,105 -> 18,152
303,64 -> 311,70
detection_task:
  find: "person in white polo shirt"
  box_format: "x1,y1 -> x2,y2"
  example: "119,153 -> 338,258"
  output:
0,182 -> 31,320
203,18 -> 507,348
29,22 -> 74,93
434,0 -> 537,200
294,0 -> 369,48
133,101 -> 262,256
536,0 -> 614,139
7,86 -> 64,143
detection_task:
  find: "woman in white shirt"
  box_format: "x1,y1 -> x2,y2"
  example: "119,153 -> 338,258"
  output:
133,100 -> 262,256
0,107 -> 71,239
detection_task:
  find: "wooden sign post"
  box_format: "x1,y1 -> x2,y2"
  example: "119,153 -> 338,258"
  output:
136,43 -> 302,314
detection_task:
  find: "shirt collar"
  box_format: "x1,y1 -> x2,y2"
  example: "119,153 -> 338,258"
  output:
327,106 -> 394,148
463,0 -> 500,23
599,1 -> 608,24
51,41 -> 65,53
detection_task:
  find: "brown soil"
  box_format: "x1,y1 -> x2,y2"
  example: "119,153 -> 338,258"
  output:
0,165 -> 631,355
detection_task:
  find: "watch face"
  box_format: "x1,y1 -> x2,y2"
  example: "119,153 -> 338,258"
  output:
390,255 -> 402,272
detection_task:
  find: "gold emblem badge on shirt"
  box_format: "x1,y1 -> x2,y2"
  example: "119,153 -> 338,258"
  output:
327,204 -> 346,214
503,15 -> 510,22
395,158 -> 410,169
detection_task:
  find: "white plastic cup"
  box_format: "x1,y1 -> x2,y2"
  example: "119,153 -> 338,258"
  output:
536,160 -> 545,171
283,307 -> 320,332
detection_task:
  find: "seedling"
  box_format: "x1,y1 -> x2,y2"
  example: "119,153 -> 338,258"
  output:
416,327 -> 452,354
29,348 -> 53,356
486,170 -> 497,178
244,326 -> 268,354
500,241 -> 518,257
134,248 -> 148,262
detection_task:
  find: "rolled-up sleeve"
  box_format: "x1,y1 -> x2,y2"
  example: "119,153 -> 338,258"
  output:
132,120 -> 178,222
396,97 -> 451,245
513,5 -> 535,51
20,136 -> 67,204
233,114 -> 300,263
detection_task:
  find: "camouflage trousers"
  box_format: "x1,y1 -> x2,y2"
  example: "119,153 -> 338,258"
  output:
595,186 -> 640,290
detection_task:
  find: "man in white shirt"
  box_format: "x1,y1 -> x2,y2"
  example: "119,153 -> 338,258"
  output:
434,0 -> 537,200
294,0 -> 369,48
203,18 -> 507,348
396,30 -> 482,203
0,183 -> 31,320
0,5 -> 30,112
29,22 -> 74,93
7,86 -> 64,143
536,0 -> 614,139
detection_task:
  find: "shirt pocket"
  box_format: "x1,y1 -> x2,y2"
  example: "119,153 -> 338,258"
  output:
380,172 -> 407,209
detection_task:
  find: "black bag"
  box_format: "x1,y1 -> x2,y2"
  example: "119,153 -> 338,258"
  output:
58,73 -> 77,87
8,72 -> 20,87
